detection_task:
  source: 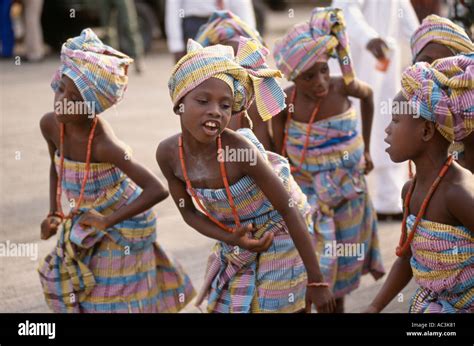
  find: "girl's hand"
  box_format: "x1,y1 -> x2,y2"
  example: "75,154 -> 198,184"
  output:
40,216 -> 61,240
305,286 -> 336,313
230,224 -> 274,253
363,150 -> 374,174
78,209 -> 110,230
363,304 -> 380,313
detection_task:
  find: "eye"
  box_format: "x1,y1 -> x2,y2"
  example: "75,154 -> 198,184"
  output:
321,67 -> 329,73
221,103 -> 231,110
303,74 -> 313,81
196,99 -> 208,105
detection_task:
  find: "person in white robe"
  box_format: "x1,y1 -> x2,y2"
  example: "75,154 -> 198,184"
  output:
332,0 -> 419,216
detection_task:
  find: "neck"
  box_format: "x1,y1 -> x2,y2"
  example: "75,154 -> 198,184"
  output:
412,147 -> 449,183
64,117 -> 95,136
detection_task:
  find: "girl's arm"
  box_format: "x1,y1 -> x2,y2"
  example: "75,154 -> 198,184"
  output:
39,113 -> 62,239
39,113 -> 60,214
366,252 -> 413,312
270,108 -> 287,155
345,79 -> 374,173
79,136 -> 169,230
156,139 -> 273,252
271,86 -> 292,155
366,180 -> 414,312
235,134 -> 335,312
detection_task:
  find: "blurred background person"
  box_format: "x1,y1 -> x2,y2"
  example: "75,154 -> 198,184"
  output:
332,0 -> 419,220
165,0 -> 256,62
100,0 -> 144,73
22,0 -> 45,62
0,0 -> 14,58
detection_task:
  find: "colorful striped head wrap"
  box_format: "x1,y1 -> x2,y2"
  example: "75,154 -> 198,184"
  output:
195,10 -> 263,47
273,7 -> 354,83
168,37 -> 285,121
411,15 -> 474,63
51,28 -> 133,115
401,53 -> 474,142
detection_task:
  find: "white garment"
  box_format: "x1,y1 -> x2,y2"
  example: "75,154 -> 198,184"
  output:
24,0 -> 45,61
165,0 -> 256,53
332,0 -> 419,213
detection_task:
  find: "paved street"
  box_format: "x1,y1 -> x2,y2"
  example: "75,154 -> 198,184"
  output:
0,4 -> 417,313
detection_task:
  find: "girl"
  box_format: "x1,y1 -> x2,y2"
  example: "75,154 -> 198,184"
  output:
411,14 -> 474,172
157,37 -> 335,313
272,7 -> 385,312
195,10 -> 274,151
38,29 -> 195,313
366,54 -> 474,313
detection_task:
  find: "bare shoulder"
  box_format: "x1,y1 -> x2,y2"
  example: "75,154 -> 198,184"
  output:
156,133 -> 180,172
221,128 -> 255,151
93,118 -> 130,163
39,112 -> 58,138
445,164 -> 474,203
342,77 -> 372,98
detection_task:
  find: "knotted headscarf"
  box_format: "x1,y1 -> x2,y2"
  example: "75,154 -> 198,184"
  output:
411,15 -> 474,62
401,53 -> 474,142
273,7 -> 354,84
195,10 -> 263,47
168,37 -> 286,121
51,28 -> 133,115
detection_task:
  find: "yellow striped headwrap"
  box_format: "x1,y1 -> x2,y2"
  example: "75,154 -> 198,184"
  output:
401,53 -> 474,142
411,15 -> 474,62
168,37 -> 285,121
195,10 -> 263,47
273,7 -> 355,84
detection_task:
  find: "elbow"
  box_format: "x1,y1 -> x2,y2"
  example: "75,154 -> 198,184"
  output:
154,189 -> 169,203
365,87 -> 374,102
147,180 -> 169,204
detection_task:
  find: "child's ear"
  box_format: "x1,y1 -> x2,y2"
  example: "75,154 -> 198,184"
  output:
421,120 -> 436,141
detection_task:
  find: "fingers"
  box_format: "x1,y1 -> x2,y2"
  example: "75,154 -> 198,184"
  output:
235,224 -> 253,237
247,232 -> 274,252
253,232 -> 274,252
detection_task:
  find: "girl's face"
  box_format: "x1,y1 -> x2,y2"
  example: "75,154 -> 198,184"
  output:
53,75 -> 92,123
385,92 -> 426,162
179,77 -> 233,143
294,61 -> 330,99
414,42 -> 454,64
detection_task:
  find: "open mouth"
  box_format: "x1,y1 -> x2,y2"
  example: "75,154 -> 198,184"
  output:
202,120 -> 220,136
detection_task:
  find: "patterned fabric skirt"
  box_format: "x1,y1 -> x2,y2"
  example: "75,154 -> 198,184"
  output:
408,216 -> 473,313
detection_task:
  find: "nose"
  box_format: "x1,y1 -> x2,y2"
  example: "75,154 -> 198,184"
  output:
313,74 -> 326,89
206,101 -> 221,118
385,123 -> 391,134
